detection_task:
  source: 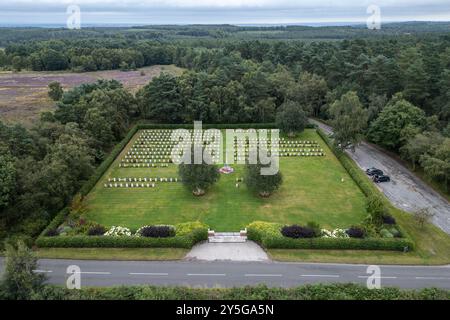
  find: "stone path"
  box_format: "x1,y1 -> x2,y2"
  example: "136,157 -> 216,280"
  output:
185,241 -> 270,262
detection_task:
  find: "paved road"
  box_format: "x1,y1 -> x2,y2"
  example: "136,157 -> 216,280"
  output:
310,119 -> 450,234
1,257 -> 449,289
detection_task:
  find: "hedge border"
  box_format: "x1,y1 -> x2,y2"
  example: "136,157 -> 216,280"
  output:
35,227 -> 207,249
316,128 -> 414,244
247,222 -> 413,251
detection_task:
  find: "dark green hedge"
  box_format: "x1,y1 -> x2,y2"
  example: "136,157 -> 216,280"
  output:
79,125 -> 139,196
36,227 -> 207,249
31,283 -> 450,300
317,128 -> 414,246
247,222 -> 414,252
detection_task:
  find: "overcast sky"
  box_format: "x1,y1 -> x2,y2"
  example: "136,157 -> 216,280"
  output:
1,0 -> 449,26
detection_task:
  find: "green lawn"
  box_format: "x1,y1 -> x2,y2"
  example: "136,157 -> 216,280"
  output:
35,248 -> 188,261
84,129 -> 367,231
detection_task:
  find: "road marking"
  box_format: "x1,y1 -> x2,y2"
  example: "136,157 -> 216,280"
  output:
358,276 -> 397,279
300,274 -> 340,278
129,272 -> 168,276
75,271 -> 111,275
245,274 -> 283,277
415,276 -> 450,280
187,273 -> 226,277
33,269 -> 53,273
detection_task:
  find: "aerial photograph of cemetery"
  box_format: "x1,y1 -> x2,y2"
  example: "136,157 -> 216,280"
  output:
0,0 -> 449,308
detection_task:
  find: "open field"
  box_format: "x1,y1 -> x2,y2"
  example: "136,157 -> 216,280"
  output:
0,65 -> 184,125
84,129 -> 367,231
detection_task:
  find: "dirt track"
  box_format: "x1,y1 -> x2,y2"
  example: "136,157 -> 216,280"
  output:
310,119 -> 450,234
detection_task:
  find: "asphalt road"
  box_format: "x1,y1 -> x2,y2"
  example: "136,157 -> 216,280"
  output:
310,119 -> 450,234
1,257 -> 449,289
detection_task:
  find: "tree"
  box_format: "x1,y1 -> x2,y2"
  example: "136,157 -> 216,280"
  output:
0,149 -> 16,209
137,74 -> 184,122
290,72 -> 328,117
48,81 -> 63,101
400,132 -> 442,170
0,241 -> 46,300
413,207 -> 436,229
368,97 -> 426,150
419,138 -> 450,191
329,91 -> 368,151
276,100 -> 307,137
178,148 -> 220,196
245,163 -> 283,198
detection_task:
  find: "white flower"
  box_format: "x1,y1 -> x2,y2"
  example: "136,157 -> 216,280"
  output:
104,226 -> 132,237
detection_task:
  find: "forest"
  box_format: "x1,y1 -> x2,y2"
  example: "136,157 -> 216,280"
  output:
0,23 -> 449,245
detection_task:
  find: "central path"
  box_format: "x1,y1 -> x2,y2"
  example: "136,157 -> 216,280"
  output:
186,241 -> 270,262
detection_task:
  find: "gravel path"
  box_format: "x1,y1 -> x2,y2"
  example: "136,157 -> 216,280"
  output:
310,119 -> 450,234
186,241 -> 270,262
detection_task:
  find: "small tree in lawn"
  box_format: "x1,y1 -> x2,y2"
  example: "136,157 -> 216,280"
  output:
178,147 -> 220,196
245,163 -> 283,198
276,100 -> 307,138
413,207 -> 436,228
48,81 -> 63,101
0,241 -> 46,300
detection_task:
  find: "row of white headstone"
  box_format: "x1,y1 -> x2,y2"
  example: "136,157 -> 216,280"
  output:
104,183 -> 156,188
108,177 -> 179,182
119,163 -> 170,168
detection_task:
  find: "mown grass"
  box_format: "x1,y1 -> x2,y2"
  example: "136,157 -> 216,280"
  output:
84,129 -> 367,231
35,248 -> 188,261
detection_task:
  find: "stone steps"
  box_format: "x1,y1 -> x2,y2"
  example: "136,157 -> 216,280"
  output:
208,231 -> 247,243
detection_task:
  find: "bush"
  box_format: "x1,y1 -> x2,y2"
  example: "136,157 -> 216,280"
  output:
45,229 -> 59,237
306,221 -> 321,237
87,225 -> 106,236
380,229 -> 394,238
382,215 -> 396,225
366,195 -> 388,226
137,225 -> 175,238
281,225 -> 315,239
346,226 -> 366,238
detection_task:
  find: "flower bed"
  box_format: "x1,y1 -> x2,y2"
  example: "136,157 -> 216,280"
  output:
36,218 -> 208,249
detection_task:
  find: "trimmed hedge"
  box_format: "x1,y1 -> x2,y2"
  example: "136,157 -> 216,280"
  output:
29,283 -> 450,300
316,128 -> 414,247
247,221 -> 414,251
36,221 -> 208,249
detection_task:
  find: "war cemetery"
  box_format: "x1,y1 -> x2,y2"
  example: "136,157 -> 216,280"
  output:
36,124 -> 413,253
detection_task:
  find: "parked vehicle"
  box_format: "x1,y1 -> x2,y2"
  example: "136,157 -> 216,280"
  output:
373,175 -> 391,183
366,167 -> 384,176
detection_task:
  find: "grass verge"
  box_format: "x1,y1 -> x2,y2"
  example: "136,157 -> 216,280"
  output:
35,248 -> 188,261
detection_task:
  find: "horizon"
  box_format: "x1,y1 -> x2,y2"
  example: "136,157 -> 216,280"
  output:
1,0 -> 449,26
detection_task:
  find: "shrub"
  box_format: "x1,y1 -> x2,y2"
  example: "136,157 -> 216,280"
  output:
281,225 -> 315,239
380,229 -> 394,238
382,215 -> 396,225
365,195 -> 387,226
45,229 -> 59,237
306,221 -> 321,237
87,225 -> 106,236
346,226 -> 365,238
137,225 -> 175,238
389,227 -> 401,238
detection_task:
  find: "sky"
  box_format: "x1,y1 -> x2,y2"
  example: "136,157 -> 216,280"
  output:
0,0 -> 449,26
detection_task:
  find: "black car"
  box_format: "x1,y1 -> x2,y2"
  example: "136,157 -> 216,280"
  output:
366,167 -> 384,176
373,175 -> 391,183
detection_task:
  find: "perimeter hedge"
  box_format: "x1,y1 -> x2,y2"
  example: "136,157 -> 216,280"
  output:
316,128 -> 414,245
36,221 -> 208,249
247,221 -> 414,251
